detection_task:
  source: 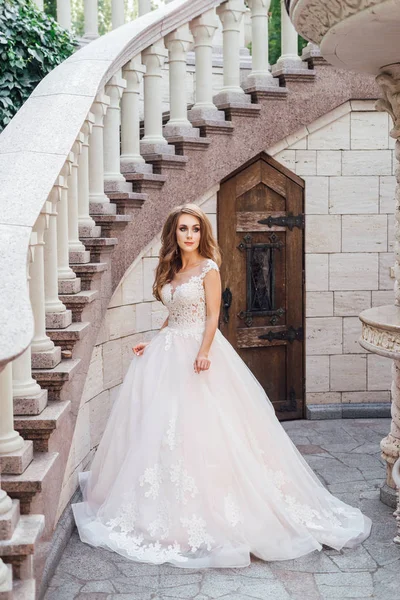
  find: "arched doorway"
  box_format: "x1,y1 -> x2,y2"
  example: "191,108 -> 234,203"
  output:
218,152 -> 305,421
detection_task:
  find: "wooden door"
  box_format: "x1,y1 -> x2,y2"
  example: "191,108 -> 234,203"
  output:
218,153 -> 305,420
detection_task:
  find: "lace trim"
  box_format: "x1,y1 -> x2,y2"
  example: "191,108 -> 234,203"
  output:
224,493 -> 244,528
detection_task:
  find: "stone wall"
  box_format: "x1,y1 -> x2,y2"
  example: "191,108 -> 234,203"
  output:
270,100 -> 395,413
59,100 -> 395,517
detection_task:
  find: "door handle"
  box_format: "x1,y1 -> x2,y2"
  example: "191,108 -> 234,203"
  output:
222,287 -> 232,323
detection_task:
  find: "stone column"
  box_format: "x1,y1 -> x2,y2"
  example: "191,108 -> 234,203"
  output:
140,41 -> 172,155
44,180 -> 72,328
57,0 -> 72,30
57,159 -> 80,293
359,65 -> 400,508
68,136 -> 90,261
104,73 -> 127,190
88,93 -> 115,215
78,113 -> 100,237
111,0 -> 124,29
83,0 -> 99,41
120,57 -> 150,174
31,206 -> 62,368
0,364 -> 24,455
243,0 -> 279,92
188,9 -> 224,122
164,25 -> 196,138
272,0 -> 307,77
138,0 -> 151,16
214,0 -> 247,104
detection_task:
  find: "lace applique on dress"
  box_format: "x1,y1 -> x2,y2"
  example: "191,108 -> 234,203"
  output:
224,493 -> 244,528
170,459 -> 199,505
139,464 -> 163,499
180,514 -> 215,552
160,259 -> 219,351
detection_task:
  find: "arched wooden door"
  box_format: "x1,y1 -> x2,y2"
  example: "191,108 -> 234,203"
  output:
218,153 -> 305,421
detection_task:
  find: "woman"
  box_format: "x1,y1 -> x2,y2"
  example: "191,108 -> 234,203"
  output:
73,203 -> 372,568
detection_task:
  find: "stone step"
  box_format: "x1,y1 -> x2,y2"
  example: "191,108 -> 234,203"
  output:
188,119 -> 234,136
71,263 -> 108,291
0,501 -> 20,542
32,359 -> 80,401
105,191 -> 146,214
2,453 -> 58,514
0,563 -> 12,600
92,214 -> 132,237
14,401 -> 71,453
0,515 -> 44,577
13,389 -> 48,417
123,172 -> 167,193
47,322 -> 91,356
164,135 -> 211,155
216,102 -> 262,120
81,237 -> 118,262
140,153 -> 188,174
0,442 -> 33,476
13,578 -> 35,600
59,290 -> 98,322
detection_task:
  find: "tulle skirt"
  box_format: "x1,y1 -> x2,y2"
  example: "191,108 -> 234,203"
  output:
72,326 -> 372,568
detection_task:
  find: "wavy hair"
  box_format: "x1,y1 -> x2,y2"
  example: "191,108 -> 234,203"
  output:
153,203 -> 222,302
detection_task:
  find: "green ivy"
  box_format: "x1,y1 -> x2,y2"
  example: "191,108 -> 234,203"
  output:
0,0 -> 76,131
269,0 -> 308,66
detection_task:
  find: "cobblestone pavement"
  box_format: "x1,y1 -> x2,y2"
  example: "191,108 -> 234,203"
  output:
45,418 -> 400,600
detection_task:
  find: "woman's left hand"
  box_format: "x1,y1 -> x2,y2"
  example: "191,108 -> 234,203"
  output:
194,353 -> 210,374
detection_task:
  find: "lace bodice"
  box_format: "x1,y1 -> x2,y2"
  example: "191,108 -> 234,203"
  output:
160,259 -> 219,335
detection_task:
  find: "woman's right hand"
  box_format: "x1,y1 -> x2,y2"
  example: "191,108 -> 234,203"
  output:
132,342 -> 149,356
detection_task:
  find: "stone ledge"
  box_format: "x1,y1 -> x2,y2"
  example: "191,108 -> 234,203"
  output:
105,191 -> 146,215
13,389 -> 48,417
163,136 -> 211,155
306,402 -> 391,420
14,401 -> 71,452
71,263 -> 108,291
32,360 -> 80,401
2,453 -> 59,514
141,154 -> 189,174
0,515 -> 44,581
47,322 -> 91,355
188,119 -> 234,136
59,291 -> 98,322
123,172 -> 167,193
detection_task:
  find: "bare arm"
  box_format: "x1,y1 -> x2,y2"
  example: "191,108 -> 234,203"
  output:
194,269 -> 221,373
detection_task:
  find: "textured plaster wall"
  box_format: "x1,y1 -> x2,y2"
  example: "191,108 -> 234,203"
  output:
60,101 -> 395,515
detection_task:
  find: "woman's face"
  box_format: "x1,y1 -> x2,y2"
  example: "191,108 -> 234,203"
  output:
176,213 -> 201,255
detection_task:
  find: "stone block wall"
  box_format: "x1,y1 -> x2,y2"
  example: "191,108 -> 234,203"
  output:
270,100 -> 395,409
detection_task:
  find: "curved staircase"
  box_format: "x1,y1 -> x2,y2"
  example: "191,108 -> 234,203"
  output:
0,0 -> 380,597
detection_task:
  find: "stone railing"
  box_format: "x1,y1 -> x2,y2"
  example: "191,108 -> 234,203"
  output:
393,456 -> 400,543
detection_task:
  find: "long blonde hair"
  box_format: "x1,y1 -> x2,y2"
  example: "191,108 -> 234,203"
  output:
153,204 -> 221,302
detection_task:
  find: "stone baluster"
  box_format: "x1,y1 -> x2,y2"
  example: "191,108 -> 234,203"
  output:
0,363 -> 25,456
120,57 -> 150,174
188,9 -> 224,122
214,0 -> 248,104
140,42 -> 172,156
104,73 -> 128,191
57,0 -> 72,30
112,0 -> 125,29
243,0 -> 279,93
164,25 -> 196,138
272,0 -> 307,77
78,113 -> 100,237
88,93 -> 115,215
83,0 -> 99,41
31,205 -> 62,368
44,180 -> 73,331
138,0 -> 151,16
0,557 -> 10,593
68,135 -> 91,262
57,159 -> 80,294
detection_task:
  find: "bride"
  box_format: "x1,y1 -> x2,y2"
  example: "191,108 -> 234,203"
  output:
72,203 -> 372,568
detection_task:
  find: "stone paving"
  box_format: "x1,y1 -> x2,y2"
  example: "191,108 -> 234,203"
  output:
45,418 -> 400,600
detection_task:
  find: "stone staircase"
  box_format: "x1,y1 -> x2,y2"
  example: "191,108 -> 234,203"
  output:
0,1 -> 380,597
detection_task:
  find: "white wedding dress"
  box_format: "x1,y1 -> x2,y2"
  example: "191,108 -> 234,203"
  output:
72,258 -> 372,568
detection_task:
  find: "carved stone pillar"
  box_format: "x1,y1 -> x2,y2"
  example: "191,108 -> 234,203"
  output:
104,72 -> 128,190
83,0 -> 99,42
138,0 -> 151,16
272,0 -> 309,78
360,64 -> 400,508
57,0 -> 71,30
111,0 -> 124,29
